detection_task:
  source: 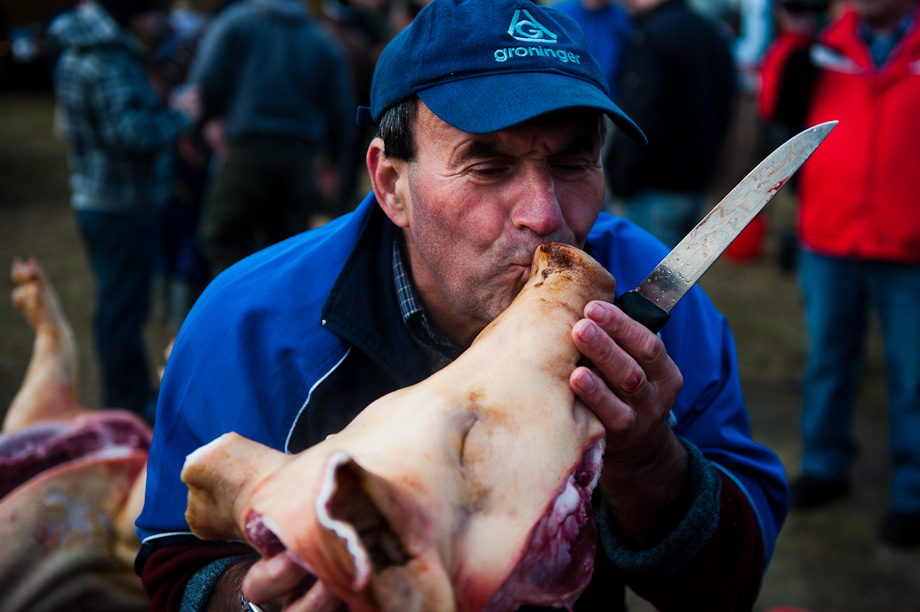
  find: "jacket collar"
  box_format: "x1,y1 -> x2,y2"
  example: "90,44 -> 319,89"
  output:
822,4 -> 920,70
320,200 -> 432,388
320,196 -> 602,388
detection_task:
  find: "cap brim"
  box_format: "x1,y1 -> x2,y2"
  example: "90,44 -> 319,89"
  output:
417,72 -> 647,144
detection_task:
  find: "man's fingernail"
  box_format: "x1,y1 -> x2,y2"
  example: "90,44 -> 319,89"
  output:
575,370 -> 596,393
577,320 -> 598,342
266,554 -> 289,576
588,302 -> 608,322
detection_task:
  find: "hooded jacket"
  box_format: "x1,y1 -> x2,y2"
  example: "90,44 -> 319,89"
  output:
49,1 -> 190,213
760,5 -> 920,263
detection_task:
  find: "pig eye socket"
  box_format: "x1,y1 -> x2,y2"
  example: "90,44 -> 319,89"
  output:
452,410 -> 484,468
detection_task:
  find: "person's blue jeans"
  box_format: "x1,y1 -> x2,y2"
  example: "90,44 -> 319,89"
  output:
799,250 -> 920,513
76,210 -> 158,419
623,189 -> 707,248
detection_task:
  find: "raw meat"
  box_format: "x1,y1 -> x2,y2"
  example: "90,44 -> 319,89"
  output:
182,243 -> 616,612
0,258 -> 152,612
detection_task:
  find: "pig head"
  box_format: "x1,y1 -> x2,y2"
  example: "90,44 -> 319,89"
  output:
182,243 -> 617,612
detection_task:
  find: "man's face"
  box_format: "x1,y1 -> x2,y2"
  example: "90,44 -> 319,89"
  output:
853,0 -> 915,28
389,104 -> 606,347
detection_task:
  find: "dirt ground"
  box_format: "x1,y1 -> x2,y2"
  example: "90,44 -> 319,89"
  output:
2,91 -> 918,611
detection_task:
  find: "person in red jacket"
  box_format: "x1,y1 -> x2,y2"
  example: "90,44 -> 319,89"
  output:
759,0 -> 920,549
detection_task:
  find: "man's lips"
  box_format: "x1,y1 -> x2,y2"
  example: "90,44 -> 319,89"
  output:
508,240 -> 573,280
511,263 -> 532,283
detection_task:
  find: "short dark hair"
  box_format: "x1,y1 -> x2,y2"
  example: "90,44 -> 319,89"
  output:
377,97 -> 608,162
377,97 -> 419,161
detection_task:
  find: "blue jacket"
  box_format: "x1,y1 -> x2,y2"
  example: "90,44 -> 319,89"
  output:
49,2 -> 190,213
138,193 -> 788,605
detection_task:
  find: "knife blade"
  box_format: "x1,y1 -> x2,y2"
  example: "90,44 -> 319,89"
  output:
618,120 -> 838,333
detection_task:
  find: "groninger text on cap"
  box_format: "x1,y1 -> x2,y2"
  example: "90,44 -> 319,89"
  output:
356,0 -> 647,143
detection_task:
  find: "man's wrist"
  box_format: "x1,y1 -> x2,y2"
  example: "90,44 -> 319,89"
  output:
596,437 -> 722,579
241,593 -> 269,612
193,555 -> 260,612
600,432 -> 691,548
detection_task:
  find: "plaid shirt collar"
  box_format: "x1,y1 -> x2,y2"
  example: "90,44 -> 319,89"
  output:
859,12 -> 914,67
392,237 -> 462,357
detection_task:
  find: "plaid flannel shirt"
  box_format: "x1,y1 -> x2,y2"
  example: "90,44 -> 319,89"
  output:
50,2 -> 190,213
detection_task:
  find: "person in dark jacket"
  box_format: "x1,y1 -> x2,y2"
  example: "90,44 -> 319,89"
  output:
606,0 -> 736,248
186,0 -> 355,278
136,1 -> 787,610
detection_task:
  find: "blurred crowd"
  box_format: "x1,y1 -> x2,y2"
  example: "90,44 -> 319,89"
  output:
0,0 -> 778,326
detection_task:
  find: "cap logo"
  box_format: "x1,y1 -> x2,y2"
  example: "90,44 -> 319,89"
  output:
507,9 -> 557,44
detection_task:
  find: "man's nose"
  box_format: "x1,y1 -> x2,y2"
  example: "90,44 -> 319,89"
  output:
511,168 -> 564,236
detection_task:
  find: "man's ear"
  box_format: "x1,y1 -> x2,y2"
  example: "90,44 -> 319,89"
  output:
367,137 -> 410,228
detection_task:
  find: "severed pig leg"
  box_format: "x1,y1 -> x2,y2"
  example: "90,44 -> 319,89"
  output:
1,257 -> 154,612
6,257 -> 83,431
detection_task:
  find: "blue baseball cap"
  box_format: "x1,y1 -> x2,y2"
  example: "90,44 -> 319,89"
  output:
356,0 -> 646,143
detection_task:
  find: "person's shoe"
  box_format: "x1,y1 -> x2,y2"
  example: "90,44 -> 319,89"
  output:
880,511 -> 920,549
789,475 -> 849,509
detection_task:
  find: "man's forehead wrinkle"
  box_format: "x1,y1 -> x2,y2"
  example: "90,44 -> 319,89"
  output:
415,105 -> 604,168
562,134 -> 603,157
450,131 -> 600,167
452,138 -> 509,166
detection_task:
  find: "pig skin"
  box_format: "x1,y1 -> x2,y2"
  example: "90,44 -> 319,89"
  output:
0,257 -> 152,612
182,243 -> 616,612
0,449 -> 149,611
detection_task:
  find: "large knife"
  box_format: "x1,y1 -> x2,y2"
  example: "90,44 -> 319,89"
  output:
618,120 -> 838,332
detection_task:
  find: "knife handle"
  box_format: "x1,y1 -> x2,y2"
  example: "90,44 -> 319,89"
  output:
617,291 -> 671,333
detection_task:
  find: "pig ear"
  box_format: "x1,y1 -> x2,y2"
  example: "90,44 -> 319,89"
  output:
315,452 -> 410,591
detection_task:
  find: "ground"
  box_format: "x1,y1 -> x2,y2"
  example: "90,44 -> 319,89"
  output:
1,91 -> 918,611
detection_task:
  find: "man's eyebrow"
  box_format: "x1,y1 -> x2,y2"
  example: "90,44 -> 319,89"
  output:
453,133 -> 600,165
558,134 -> 602,157
453,139 -> 508,165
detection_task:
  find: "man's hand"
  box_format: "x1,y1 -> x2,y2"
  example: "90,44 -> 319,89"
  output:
203,118 -> 229,159
207,553 -> 342,612
170,84 -> 202,124
569,300 -> 690,548
242,553 -> 343,612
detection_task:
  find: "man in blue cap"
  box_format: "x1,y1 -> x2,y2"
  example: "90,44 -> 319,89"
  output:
136,1 -> 788,610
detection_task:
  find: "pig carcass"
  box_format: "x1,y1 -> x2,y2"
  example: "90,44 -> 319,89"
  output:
0,257 -> 152,612
182,243 -> 616,612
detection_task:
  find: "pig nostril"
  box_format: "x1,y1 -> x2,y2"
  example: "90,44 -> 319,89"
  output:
328,459 -> 410,571
360,521 -> 410,570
